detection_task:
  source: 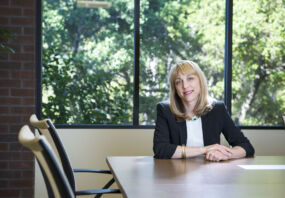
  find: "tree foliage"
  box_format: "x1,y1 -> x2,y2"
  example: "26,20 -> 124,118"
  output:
0,29 -> 15,53
42,0 -> 285,125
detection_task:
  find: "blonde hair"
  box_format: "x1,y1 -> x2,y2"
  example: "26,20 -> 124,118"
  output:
169,60 -> 213,121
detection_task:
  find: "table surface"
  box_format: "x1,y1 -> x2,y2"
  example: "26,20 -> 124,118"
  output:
106,156 -> 285,198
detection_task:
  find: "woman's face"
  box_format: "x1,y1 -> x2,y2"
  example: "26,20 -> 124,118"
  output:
175,72 -> 201,106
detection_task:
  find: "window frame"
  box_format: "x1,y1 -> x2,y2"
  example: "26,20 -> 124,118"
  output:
35,0 -> 284,129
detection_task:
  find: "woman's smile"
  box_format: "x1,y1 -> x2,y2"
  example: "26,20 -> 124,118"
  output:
183,90 -> 194,95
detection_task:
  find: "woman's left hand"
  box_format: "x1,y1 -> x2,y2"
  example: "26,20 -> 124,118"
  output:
205,149 -> 232,162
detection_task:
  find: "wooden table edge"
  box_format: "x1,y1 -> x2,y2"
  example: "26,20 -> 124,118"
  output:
106,157 -> 128,198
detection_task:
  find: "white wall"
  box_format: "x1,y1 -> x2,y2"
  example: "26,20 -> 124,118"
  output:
35,128 -> 285,198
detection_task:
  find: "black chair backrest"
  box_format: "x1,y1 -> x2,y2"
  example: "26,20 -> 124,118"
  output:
30,114 -> 76,191
18,125 -> 74,198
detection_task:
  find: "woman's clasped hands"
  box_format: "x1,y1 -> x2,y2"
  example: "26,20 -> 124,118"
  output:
204,144 -> 233,162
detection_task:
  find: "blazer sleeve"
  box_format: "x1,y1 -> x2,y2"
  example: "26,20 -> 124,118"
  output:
153,103 -> 178,159
219,103 -> 255,157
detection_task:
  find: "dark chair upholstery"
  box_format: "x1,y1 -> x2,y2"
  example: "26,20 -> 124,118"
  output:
29,114 -> 120,198
18,125 -> 120,198
19,125 -> 74,198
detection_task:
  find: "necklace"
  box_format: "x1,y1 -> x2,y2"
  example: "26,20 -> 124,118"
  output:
190,116 -> 198,121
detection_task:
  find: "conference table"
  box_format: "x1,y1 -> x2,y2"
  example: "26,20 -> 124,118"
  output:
106,156 -> 285,198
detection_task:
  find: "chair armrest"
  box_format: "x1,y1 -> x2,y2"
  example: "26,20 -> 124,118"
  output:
73,168 -> 111,174
75,188 -> 120,195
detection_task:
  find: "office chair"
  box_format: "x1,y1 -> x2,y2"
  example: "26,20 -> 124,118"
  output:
18,125 -> 120,198
29,114 -> 120,198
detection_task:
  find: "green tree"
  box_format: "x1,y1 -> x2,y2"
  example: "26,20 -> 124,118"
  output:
42,0 -> 285,126
43,0 -> 134,124
232,0 -> 285,125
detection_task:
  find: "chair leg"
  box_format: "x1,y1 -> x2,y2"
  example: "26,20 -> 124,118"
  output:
102,178 -> 115,189
94,178 -> 115,198
94,193 -> 103,198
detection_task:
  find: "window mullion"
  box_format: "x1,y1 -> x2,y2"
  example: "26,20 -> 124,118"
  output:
224,0 -> 233,115
133,0 -> 140,126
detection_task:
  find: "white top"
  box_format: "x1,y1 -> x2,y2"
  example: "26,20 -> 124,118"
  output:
186,118 -> 204,146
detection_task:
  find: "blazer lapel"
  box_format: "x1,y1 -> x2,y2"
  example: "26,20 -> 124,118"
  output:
201,114 -> 210,145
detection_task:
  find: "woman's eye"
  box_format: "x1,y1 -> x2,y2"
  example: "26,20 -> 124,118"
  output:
175,80 -> 182,85
188,77 -> 193,80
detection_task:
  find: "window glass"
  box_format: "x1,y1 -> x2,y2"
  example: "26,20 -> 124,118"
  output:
139,0 -> 225,124
232,0 -> 285,125
42,0 -> 134,124
41,0 -> 284,127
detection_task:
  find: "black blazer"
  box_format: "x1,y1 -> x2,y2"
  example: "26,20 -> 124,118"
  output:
153,101 -> 255,159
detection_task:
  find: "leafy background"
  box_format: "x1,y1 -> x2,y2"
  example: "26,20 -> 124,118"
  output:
42,0 -> 285,125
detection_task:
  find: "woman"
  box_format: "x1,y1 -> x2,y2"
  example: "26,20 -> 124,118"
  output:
153,60 -> 254,161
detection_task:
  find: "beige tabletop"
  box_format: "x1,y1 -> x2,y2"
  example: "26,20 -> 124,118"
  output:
106,156 -> 285,198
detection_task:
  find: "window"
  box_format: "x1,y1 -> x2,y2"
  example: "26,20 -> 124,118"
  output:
38,0 -> 285,128
42,0 -> 134,124
139,0 -> 225,124
231,0 -> 285,126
